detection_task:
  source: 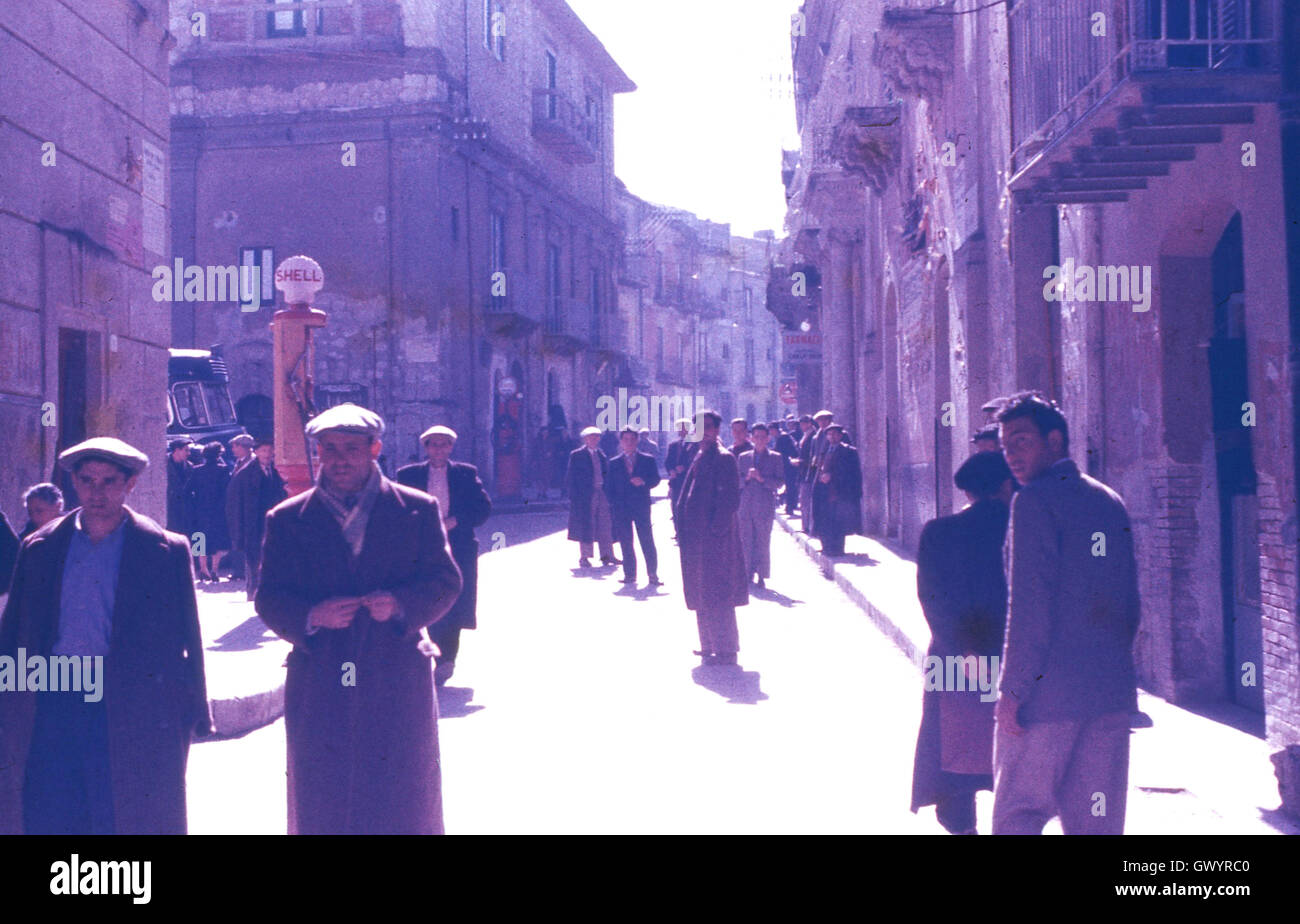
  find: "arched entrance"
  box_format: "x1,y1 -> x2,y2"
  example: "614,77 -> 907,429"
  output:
235,393 -> 274,441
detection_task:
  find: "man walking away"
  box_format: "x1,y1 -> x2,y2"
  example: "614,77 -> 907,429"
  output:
566,426 -> 617,567
992,392 -> 1140,835
736,423 -> 783,588
911,451 -> 1014,834
605,427 -> 662,587
397,425 -> 492,686
676,411 -> 748,667
773,418 -> 800,516
256,404 -> 462,834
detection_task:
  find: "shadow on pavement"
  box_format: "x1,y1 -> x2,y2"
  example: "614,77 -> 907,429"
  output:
210,615 -> 280,652
750,585 -> 801,607
438,685 -> 484,719
827,552 -> 878,567
570,563 -> 621,580
691,666 -> 768,704
612,583 -> 670,600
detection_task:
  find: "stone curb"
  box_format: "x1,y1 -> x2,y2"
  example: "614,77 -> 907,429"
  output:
209,682 -> 285,739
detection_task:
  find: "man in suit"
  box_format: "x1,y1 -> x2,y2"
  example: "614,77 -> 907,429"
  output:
993,392 -> 1140,835
605,427 -> 662,587
396,425 -> 492,686
566,426 -> 617,567
736,423 -> 784,588
664,418 -> 698,538
227,437 -> 288,600
0,437 -> 213,834
911,451 -> 1014,835
256,404 -> 462,834
816,423 -> 861,557
676,410 -> 748,667
228,433 -> 255,475
795,414 -> 817,533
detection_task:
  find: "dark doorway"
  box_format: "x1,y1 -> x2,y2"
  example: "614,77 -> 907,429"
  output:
55,328 -> 101,509
236,393 -> 274,441
1207,212 -> 1263,718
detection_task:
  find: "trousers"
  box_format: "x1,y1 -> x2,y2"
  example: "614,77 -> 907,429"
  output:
695,605 -> 740,657
737,497 -> 775,579
23,690 -> 115,834
614,510 -> 657,580
992,710 -> 1130,835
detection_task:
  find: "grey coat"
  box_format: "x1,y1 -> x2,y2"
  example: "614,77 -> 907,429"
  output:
999,458 -> 1140,725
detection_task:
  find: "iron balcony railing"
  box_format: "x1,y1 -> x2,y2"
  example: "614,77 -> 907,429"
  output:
1009,0 -> 1281,170
544,296 -> 592,343
531,89 -> 598,163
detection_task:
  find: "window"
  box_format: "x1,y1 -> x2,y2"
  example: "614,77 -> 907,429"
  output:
722,343 -> 730,360
744,288 -> 753,321
656,327 -> 664,369
267,0 -> 318,38
171,383 -> 209,428
451,207 -> 460,243
590,267 -> 601,314
545,51 -> 558,119
202,383 -> 237,425
239,246 -> 275,310
546,244 -> 561,318
484,0 -> 505,61
489,211 -> 507,276
745,339 -> 755,383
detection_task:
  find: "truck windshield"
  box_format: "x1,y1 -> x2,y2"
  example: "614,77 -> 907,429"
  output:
173,382 -> 209,428
202,383 -> 237,425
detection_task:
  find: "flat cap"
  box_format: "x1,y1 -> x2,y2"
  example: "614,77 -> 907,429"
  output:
420,425 -> 458,443
304,403 -> 385,439
814,409 -> 834,420
230,434 -> 256,448
580,426 -> 601,437
825,422 -> 845,433
168,437 -> 191,452
59,437 -> 149,476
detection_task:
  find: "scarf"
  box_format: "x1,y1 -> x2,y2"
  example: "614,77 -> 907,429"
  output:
316,461 -> 383,560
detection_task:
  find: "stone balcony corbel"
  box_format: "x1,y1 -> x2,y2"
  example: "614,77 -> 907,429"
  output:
828,103 -> 903,193
873,6 -> 954,101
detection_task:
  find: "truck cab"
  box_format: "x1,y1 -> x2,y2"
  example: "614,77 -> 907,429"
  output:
167,348 -> 247,449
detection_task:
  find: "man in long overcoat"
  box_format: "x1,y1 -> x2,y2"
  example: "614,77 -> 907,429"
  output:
396,425 -> 492,686
227,437 -> 288,600
0,437 -> 212,834
807,409 -> 835,537
605,427 -> 662,586
165,437 -> 192,536
911,451 -> 1013,834
773,417 -> 801,516
675,411 -> 748,666
566,426 -> 616,567
815,424 -> 862,556
795,414 -> 818,532
255,404 -> 462,835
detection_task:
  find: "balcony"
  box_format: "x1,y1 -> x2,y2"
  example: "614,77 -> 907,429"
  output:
542,296 -> 592,354
766,263 -> 821,327
619,241 -> 655,288
1009,0 -> 1282,203
482,291 -> 541,338
531,89 -> 598,165
181,0 -> 402,55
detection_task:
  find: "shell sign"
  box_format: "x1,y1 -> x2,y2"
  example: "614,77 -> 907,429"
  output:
274,255 -> 325,305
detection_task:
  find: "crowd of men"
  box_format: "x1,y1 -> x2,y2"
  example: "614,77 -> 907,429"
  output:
0,385 -> 1140,837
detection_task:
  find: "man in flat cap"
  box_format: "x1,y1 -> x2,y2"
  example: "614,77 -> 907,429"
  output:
396,425 -> 492,686
675,411 -> 748,666
736,422 -> 784,589
793,414 -> 816,526
773,418 -> 801,517
228,433 -> 256,475
255,404 -> 462,834
807,409 -> 835,537
816,423 -> 862,557
227,437 -> 288,600
166,437 -> 193,537
0,438 -> 213,834
566,426 -> 617,568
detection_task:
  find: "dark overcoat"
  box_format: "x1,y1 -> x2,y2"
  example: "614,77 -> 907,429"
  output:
255,478 -> 462,834
395,460 -> 492,630
665,438 -> 699,492
910,498 -> 1009,812
227,461 -> 288,554
0,507 -> 213,834
166,458 -> 192,535
565,447 -> 608,543
0,511 -> 17,595
604,451 -> 661,526
816,441 -> 863,538
253,478 -> 462,836
675,442 -> 749,612
184,460 -> 231,551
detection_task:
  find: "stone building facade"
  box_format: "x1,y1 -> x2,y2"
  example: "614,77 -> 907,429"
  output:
614,182 -> 783,442
0,0 -> 174,525
782,0 -> 1300,811
168,0 -> 634,499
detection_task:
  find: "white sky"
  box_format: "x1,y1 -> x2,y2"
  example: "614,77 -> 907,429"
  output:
566,0 -> 802,237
